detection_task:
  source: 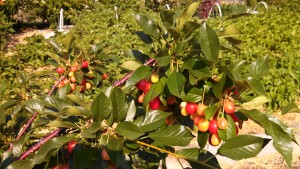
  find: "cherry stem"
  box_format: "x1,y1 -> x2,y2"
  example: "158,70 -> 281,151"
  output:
18,128 -> 62,160
113,58 -> 156,87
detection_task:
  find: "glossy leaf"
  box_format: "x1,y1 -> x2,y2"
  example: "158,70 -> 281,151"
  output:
91,92 -> 111,123
197,131 -> 209,149
60,106 -> 89,116
115,121 -> 144,140
111,87 -> 128,122
239,109 -> 293,168
133,14 -> 161,41
125,100 -> 136,122
74,148 -> 106,169
241,96 -> 270,109
43,96 -> 71,110
246,77 -> 266,95
12,135 -> 28,156
249,56 -> 269,79
148,125 -> 193,146
125,66 -> 151,89
33,136 -> 74,164
25,99 -> 44,112
218,135 -> 271,160
134,110 -> 172,132
204,104 -> 219,120
167,72 -> 186,97
155,55 -> 172,67
136,31 -> 153,44
0,107 -> 5,125
107,138 -> 126,168
213,74 -> 226,99
143,77 -> 167,106
181,87 -> 203,103
120,61 -> 141,71
199,23 -> 220,61
176,2 -> 200,31
7,160 -> 33,169
218,114 -> 236,141
281,102 -> 300,115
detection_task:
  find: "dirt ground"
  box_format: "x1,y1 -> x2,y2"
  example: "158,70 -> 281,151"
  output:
4,29 -> 300,169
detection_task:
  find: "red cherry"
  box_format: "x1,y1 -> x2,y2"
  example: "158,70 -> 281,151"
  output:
81,61 -> 89,68
56,67 -> 65,75
185,102 -> 198,115
224,100 -> 235,114
67,140 -> 77,154
209,119 -> 218,134
102,73 -> 108,80
167,96 -> 176,105
149,97 -> 161,110
136,79 -> 151,92
138,93 -> 145,103
193,115 -> 201,125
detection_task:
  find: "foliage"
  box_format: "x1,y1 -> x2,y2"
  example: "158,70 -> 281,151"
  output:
0,2 -> 298,169
210,1 -> 300,110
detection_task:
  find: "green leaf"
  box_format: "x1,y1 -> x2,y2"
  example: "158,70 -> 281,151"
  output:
136,31 -> 153,44
120,61 -> 141,71
249,56 -> 269,79
218,135 -> 271,160
12,135 -> 28,156
111,88 -> 128,122
125,100 -> 136,122
7,160 -> 33,169
239,109 -> 293,168
115,122 -> 144,140
44,96 -> 71,110
125,50 -> 149,64
281,102 -> 300,115
91,93 -> 111,123
167,72 -> 186,98
81,128 -> 96,138
241,96 -> 270,109
176,2 -> 200,31
0,107 -> 5,125
246,77 -> 266,95
58,84 -> 71,99
218,114 -> 236,141
133,14 -> 161,41
133,110 -> 172,132
46,120 -> 78,128
204,104 -> 219,120
33,136 -> 74,164
155,55 -> 172,67
197,131 -> 209,149
176,148 -> 199,159
25,99 -> 44,112
213,74 -> 226,99
143,77 -> 167,106
148,125 -> 193,146
181,59 -> 212,79
125,66 -> 151,89
74,148 -> 106,169
229,59 -> 246,72
199,23 -> 220,61
181,87 -> 203,103
107,138 -> 126,168
66,94 -> 89,109
60,106 -> 89,116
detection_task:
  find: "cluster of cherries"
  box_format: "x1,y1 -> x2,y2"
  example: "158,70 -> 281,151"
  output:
135,73 -> 165,110
55,61 -> 108,92
180,99 -> 239,146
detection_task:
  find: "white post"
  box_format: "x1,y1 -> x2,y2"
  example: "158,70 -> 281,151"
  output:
58,8 -> 64,32
165,4 -> 170,10
114,6 -> 119,27
208,3 -> 222,19
254,2 -> 268,12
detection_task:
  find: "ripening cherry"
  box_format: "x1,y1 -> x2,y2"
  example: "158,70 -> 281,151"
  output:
180,102 -> 187,109
167,96 -> 176,105
70,65 -> 78,72
181,107 -> 188,116
185,102 -> 198,115
56,66 -> 65,75
101,149 -> 110,161
150,73 -> 159,83
224,100 -> 235,114
67,140 -> 78,154
193,115 -> 202,125
136,79 -> 151,93
217,117 -> 228,130
149,97 -> 161,110
138,93 -> 145,103
81,61 -> 89,68
197,103 -> 207,116
68,71 -> 74,77
209,119 -> 218,134
197,118 -> 209,132
57,82 -> 65,88
70,76 -> 76,83
210,134 -> 221,146
85,82 -> 92,90
102,73 -> 108,80
70,83 -> 76,91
